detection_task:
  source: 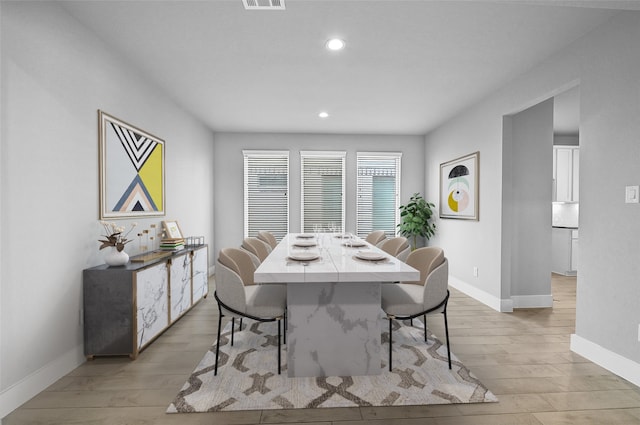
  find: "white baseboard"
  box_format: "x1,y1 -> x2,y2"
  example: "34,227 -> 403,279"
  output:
0,346 -> 84,418
511,294 -> 554,309
209,265 -> 215,276
570,334 -> 640,388
448,275 -> 513,312
449,276 -> 554,312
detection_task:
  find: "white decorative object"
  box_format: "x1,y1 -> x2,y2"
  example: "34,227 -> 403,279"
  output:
104,246 -> 129,266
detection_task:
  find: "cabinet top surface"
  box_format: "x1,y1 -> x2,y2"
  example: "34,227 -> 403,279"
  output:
85,245 -> 207,272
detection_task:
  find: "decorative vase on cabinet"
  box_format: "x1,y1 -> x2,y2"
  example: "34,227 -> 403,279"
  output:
104,246 -> 129,266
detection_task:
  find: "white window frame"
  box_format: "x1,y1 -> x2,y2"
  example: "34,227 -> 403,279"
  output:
356,152 -> 402,238
300,151 -> 346,233
243,150 -> 289,240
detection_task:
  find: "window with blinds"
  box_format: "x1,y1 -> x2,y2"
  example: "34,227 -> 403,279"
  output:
243,150 -> 289,241
356,152 -> 401,238
300,151 -> 346,233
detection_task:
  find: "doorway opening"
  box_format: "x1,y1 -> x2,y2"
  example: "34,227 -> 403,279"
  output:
501,83 -> 579,311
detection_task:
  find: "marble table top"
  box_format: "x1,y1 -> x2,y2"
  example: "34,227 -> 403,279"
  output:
254,233 -> 419,283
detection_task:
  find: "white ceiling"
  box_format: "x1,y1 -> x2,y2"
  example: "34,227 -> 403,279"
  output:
59,1 -> 637,136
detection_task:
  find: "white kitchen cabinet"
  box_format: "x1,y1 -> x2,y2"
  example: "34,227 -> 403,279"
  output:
553,146 -> 579,202
570,229 -> 579,271
572,149 -> 579,201
552,227 -> 577,276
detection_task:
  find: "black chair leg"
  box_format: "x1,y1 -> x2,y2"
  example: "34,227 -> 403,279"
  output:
443,310 -> 451,369
231,317 -> 235,346
214,312 -> 223,375
424,314 -> 428,342
388,318 -> 393,371
283,310 -> 287,345
277,319 -> 281,375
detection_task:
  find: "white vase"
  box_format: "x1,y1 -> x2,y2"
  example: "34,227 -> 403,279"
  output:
104,246 -> 129,266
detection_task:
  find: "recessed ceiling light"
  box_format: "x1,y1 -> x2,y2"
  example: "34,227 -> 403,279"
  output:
325,38 -> 345,51
318,111 -> 330,118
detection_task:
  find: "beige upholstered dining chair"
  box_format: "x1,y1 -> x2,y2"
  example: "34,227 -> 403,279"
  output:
241,237 -> 271,262
404,246 -> 444,286
365,230 -> 387,247
214,248 -> 286,375
242,249 -> 262,269
380,236 -> 410,258
403,246 -> 445,327
220,246 -> 256,286
381,250 -> 451,371
257,231 -> 278,250
396,244 -> 411,262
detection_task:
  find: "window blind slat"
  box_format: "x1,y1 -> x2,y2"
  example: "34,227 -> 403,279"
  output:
356,153 -> 401,238
244,151 -> 289,241
301,152 -> 345,233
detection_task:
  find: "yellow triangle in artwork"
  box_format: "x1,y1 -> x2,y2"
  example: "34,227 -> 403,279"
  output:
138,144 -> 163,210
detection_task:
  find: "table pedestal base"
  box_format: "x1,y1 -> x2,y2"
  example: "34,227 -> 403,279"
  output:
286,282 -> 382,377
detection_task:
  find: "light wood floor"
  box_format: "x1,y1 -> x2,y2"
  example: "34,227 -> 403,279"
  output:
6,274 -> 640,425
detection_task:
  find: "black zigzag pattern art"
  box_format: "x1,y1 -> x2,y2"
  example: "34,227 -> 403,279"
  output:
111,122 -> 158,171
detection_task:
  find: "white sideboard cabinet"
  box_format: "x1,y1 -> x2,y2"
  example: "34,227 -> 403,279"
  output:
83,245 -> 208,359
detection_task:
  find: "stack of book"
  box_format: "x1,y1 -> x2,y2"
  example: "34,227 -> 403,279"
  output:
159,238 -> 185,251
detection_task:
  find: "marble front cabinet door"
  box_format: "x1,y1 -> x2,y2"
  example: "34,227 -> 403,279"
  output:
286,282 -> 382,377
192,247 -> 209,302
135,261 -> 169,350
169,252 -> 192,322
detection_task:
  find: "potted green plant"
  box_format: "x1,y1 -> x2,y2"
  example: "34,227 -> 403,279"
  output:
397,193 -> 436,250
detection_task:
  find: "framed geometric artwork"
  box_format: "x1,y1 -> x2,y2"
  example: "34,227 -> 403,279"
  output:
99,110 -> 165,219
439,151 -> 479,220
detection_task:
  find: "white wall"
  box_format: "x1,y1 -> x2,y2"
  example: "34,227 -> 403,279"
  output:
425,11 -> 640,384
0,2 -> 214,416
572,11 -> 640,378
213,132 -> 425,260
0,2 -> 4,423
424,95 -> 509,310
502,99 -> 553,308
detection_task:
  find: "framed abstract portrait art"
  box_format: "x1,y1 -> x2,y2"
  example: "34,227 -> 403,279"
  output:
439,151 -> 479,220
99,110 -> 165,219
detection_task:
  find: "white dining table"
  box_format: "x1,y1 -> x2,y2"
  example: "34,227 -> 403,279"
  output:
254,233 -> 419,377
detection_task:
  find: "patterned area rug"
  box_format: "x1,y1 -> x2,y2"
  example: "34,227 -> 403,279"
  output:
167,319 -> 497,412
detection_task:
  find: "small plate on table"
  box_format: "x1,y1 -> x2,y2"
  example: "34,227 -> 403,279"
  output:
293,240 -> 317,248
342,240 -> 367,248
288,252 -> 320,262
297,234 -> 315,239
355,251 -> 387,262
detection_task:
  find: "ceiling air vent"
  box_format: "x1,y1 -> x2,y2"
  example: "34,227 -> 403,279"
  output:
242,0 -> 285,10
